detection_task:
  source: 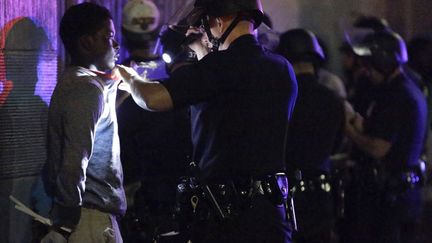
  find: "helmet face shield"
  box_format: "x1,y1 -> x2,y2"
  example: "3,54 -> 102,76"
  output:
347,30 -> 408,74
343,27 -> 375,56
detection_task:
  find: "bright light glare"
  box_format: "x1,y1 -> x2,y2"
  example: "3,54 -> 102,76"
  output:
162,53 -> 172,64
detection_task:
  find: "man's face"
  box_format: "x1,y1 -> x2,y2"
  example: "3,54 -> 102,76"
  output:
365,65 -> 384,85
91,19 -> 119,71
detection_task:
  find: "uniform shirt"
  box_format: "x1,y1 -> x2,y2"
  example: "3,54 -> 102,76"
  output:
44,66 -> 126,225
365,72 -> 427,172
285,74 -> 344,175
163,34 -> 298,181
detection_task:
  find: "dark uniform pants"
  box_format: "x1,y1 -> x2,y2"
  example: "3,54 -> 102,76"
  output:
190,195 -> 292,243
340,169 -> 422,243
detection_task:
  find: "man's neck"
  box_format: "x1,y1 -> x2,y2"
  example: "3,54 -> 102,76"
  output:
70,57 -> 107,73
219,21 -> 254,51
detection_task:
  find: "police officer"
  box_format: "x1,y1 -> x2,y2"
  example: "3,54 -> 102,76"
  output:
115,0 -> 298,242
341,15 -> 391,117
277,29 -> 345,243
407,35 -> 432,163
344,30 -> 427,243
117,1 -> 192,242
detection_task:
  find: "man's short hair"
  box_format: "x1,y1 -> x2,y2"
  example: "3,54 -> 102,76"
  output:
60,2 -> 112,55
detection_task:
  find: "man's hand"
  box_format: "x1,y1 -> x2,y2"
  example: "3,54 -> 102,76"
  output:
344,101 -> 363,137
40,230 -> 68,243
186,27 -> 212,60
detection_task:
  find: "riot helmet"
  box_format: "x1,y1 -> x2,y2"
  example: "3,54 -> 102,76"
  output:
194,0 -> 264,28
353,15 -> 390,32
193,0 -> 264,51
155,0 -> 263,64
352,30 -> 408,75
276,29 -> 325,65
340,15 -> 390,54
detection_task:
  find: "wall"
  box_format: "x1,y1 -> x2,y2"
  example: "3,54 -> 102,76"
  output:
0,1 -> 60,242
263,0 -> 432,76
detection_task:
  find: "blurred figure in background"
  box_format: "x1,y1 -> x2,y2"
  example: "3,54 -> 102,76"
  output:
340,15 -> 390,116
277,29 -> 345,243
407,34 -> 432,165
344,30 -> 426,243
117,0 -> 192,242
255,13 -> 280,52
316,37 -> 347,99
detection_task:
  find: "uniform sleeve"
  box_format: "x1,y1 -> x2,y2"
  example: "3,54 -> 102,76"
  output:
161,57 -> 222,108
53,81 -> 104,227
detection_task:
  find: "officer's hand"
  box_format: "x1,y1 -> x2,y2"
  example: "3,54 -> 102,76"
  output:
186,27 -> 212,60
344,101 -> 363,136
40,230 -> 68,243
113,64 -> 144,89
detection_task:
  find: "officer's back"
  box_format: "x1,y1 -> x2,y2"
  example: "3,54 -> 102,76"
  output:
190,35 -> 297,181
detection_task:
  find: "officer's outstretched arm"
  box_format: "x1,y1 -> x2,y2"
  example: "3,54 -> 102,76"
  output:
345,120 -> 391,161
344,101 -> 391,160
114,65 -> 174,111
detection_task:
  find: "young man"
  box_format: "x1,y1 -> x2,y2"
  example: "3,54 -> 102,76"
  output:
116,0 -> 297,242
42,3 -> 125,242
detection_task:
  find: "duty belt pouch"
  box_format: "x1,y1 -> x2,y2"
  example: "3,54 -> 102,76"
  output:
261,173 -> 298,230
175,176 -> 202,230
261,174 -> 289,205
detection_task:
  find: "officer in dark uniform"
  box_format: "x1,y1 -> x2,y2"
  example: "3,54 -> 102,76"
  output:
341,15 -> 391,117
116,1 -> 192,242
344,30 -> 427,243
277,29 -> 345,243
115,0 -> 298,242
407,35 -> 432,160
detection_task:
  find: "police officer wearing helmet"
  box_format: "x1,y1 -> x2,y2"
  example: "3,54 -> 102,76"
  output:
344,31 -> 427,243
115,0 -> 298,242
117,1 -> 192,242
341,15 -> 391,117
277,29 -> 345,243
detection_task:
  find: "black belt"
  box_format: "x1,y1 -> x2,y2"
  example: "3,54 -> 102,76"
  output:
290,173 -> 332,193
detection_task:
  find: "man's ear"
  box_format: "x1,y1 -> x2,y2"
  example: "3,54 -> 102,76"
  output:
216,17 -> 223,30
216,17 -> 222,26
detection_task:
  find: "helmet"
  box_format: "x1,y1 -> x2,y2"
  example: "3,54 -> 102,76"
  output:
122,0 -> 160,34
340,15 -> 390,54
353,15 -> 390,32
276,29 -> 325,64
353,30 -> 408,74
194,0 -> 264,28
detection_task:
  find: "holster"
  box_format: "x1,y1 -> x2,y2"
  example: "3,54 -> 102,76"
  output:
175,172 -> 297,230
